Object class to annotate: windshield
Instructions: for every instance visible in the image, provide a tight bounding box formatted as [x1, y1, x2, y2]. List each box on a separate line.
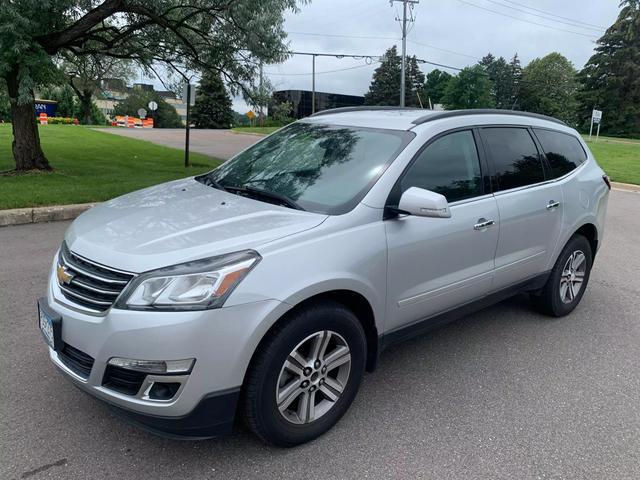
[196, 122, 413, 214]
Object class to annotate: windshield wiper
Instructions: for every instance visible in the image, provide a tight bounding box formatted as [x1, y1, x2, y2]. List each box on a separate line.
[225, 185, 305, 211]
[195, 174, 227, 192]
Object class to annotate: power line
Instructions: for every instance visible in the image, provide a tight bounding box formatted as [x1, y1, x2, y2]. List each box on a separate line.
[265, 63, 378, 76]
[286, 31, 399, 42]
[500, 0, 606, 29]
[482, 0, 603, 32]
[455, 0, 599, 39]
[407, 39, 480, 60]
[287, 30, 480, 61]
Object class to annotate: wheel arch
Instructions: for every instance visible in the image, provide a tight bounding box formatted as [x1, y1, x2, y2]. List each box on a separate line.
[574, 223, 598, 258]
[245, 288, 380, 387]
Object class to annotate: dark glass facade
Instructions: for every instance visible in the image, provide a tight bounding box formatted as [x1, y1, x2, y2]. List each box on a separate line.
[272, 90, 365, 119]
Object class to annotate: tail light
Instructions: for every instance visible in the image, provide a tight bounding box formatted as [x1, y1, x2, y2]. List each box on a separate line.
[602, 174, 611, 190]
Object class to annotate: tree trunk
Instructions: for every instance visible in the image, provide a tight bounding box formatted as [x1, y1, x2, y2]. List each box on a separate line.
[6, 69, 51, 171]
[80, 92, 92, 125]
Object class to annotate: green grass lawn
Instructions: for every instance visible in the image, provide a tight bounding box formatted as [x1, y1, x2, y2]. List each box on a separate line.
[0, 125, 221, 210]
[232, 126, 280, 135]
[584, 136, 640, 185]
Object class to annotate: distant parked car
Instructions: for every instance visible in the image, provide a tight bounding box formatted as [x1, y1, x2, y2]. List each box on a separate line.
[39, 108, 609, 446]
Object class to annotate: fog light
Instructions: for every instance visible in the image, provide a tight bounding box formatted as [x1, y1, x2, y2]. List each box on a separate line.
[107, 357, 195, 374]
[148, 382, 182, 400]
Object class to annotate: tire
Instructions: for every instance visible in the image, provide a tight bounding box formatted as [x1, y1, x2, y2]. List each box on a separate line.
[241, 300, 367, 447]
[531, 234, 593, 317]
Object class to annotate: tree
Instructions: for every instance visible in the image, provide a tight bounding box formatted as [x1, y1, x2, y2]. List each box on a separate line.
[479, 53, 514, 109]
[423, 69, 452, 106]
[520, 52, 579, 125]
[38, 84, 77, 118]
[62, 53, 133, 125]
[0, 84, 10, 122]
[577, 0, 640, 135]
[0, 1, 303, 171]
[191, 71, 233, 129]
[406, 56, 426, 107]
[114, 89, 182, 128]
[509, 54, 523, 110]
[269, 100, 294, 124]
[442, 66, 495, 110]
[364, 46, 424, 107]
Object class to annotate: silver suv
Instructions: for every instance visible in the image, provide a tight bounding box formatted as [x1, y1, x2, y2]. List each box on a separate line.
[39, 108, 610, 446]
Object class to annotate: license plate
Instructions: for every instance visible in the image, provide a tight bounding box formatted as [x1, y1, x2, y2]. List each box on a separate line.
[38, 298, 61, 350]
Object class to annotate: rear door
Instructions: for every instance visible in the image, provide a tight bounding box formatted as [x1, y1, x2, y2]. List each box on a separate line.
[479, 127, 563, 291]
[385, 129, 499, 332]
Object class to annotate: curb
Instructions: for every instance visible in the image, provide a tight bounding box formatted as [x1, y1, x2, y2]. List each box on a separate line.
[611, 181, 640, 193]
[0, 203, 96, 228]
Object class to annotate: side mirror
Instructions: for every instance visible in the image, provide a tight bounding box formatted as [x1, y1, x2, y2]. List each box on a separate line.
[397, 187, 451, 218]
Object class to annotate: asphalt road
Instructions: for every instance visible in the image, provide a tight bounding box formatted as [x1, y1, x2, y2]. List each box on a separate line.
[94, 128, 262, 160]
[1, 189, 639, 480]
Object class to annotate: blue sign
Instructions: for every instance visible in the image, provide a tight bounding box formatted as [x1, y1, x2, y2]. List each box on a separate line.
[34, 100, 58, 117]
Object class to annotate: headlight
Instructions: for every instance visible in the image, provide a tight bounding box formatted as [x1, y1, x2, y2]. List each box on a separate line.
[115, 250, 260, 311]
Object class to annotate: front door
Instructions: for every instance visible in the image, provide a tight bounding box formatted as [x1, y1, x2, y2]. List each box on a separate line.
[385, 129, 499, 333]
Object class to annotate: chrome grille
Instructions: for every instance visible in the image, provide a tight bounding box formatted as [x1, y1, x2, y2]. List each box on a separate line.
[57, 242, 134, 313]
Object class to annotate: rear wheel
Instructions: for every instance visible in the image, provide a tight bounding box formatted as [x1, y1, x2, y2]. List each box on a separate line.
[532, 234, 593, 317]
[242, 301, 366, 446]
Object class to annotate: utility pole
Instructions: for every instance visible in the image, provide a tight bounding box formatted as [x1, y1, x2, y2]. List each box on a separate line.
[391, 0, 418, 107]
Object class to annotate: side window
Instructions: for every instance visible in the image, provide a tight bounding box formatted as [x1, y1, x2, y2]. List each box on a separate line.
[399, 130, 483, 203]
[534, 129, 587, 179]
[481, 127, 544, 192]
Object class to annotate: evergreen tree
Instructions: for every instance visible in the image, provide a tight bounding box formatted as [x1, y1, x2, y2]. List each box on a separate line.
[364, 46, 402, 106]
[520, 52, 579, 125]
[442, 66, 495, 110]
[508, 54, 522, 110]
[423, 69, 452, 106]
[191, 71, 233, 129]
[406, 56, 426, 107]
[364, 46, 424, 107]
[577, 0, 640, 134]
[479, 53, 514, 109]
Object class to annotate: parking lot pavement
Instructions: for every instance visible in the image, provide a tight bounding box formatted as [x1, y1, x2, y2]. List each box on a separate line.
[94, 128, 262, 160]
[1, 189, 639, 480]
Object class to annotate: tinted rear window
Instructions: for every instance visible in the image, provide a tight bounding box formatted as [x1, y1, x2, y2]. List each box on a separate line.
[534, 129, 587, 179]
[481, 127, 544, 191]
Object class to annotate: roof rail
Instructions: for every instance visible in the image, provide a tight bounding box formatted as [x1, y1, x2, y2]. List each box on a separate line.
[310, 106, 423, 117]
[411, 109, 567, 126]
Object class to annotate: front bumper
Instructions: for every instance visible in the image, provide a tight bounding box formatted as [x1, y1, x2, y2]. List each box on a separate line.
[43, 259, 290, 437]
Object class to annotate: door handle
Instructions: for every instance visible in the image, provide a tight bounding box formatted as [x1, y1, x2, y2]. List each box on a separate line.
[546, 200, 560, 210]
[474, 218, 495, 230]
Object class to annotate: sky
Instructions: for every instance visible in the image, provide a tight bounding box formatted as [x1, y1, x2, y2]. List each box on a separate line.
[142, 0, 622, 113]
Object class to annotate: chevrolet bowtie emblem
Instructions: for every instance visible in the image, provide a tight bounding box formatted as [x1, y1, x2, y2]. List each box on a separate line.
[57, 264, 74, 285]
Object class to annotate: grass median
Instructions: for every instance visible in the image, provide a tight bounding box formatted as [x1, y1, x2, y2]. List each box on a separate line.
[0, 125, 221, 210]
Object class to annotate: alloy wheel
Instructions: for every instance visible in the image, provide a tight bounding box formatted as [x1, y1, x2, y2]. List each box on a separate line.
[275, 330, 351, 425]
[559, 250, 587, 304]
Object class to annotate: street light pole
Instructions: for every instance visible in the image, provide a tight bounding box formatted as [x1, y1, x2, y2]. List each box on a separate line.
[312, 54, 316, 114]
[184, 82, 191, 168]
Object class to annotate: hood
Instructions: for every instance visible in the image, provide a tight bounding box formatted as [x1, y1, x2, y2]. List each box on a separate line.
[65, 178, 327, 272]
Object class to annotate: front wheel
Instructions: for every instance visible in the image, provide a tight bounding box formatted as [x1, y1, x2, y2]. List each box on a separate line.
[242, 301, 366, 446]
[531, 234, 593, 317]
